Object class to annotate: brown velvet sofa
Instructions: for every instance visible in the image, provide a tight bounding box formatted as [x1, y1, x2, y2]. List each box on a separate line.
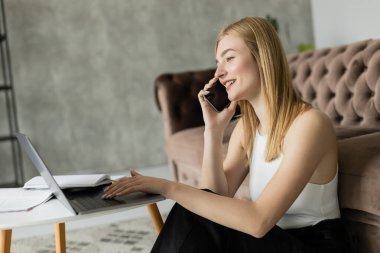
[154, 39, 380, 252]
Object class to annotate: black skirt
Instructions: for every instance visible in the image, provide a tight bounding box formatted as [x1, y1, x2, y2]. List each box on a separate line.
[151, 192, 350, 253]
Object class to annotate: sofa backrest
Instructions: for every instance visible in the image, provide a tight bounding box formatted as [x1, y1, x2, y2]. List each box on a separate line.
[288, 39, 380, 128]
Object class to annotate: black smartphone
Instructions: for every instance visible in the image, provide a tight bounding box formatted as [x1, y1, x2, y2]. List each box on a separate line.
[203, 80, 230, 112]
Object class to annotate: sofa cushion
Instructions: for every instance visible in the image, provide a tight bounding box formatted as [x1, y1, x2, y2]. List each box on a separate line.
[342, 209, 380, 253]
[337, 132, 380, 217]
[165, 120, 237, 166]
[166, 126, 205, 168]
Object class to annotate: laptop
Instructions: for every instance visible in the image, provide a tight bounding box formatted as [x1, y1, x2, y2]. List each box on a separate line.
[16, 133, 164, 215]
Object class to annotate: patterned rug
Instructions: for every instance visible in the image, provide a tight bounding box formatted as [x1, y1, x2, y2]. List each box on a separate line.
[12, 216, 162, 253]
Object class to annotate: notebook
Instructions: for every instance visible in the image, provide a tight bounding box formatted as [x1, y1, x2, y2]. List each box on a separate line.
[16, 133, 164, 215]
[24, 174, 111, 189]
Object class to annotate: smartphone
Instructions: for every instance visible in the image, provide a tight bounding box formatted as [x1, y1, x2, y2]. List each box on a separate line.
[203, 80, 230, 112]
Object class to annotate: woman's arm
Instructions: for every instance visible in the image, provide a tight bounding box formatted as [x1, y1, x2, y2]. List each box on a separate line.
[196, 77, 243, 196]
[103, 110, 336, 238]
[222, 119, 250, 197]
[199, 119, 249, 197]
[198, 126, 228, 195]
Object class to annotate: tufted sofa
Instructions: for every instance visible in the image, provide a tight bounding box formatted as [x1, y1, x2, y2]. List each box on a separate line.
[154, 39, 380, 252]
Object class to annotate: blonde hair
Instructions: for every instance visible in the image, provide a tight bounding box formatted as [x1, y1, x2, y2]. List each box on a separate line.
[216, 17, 310, 162]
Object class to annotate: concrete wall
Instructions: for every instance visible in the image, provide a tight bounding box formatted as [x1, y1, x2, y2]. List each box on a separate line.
[311, 0, 380, 49]
[1, 0, 313, 183]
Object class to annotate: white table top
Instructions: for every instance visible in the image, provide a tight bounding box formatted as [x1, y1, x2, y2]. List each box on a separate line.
[0, 196, 165, 230]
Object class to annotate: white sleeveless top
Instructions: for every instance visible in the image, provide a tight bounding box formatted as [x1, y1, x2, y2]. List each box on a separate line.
[249, 132, 341, 229]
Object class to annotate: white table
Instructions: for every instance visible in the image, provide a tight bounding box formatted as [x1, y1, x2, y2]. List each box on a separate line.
[0, 197, 164, 253]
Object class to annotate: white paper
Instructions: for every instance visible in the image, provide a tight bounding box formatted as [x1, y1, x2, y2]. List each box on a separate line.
[110, 175, 128, 181]
[0, 188, 53, 212]
[23, 174, 111, 189]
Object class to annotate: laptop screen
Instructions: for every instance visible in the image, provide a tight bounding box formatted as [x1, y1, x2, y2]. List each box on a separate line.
[16, 133, 76, 214]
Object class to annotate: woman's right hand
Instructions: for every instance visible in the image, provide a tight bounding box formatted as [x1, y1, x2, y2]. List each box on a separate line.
[198, 77, 238, 133]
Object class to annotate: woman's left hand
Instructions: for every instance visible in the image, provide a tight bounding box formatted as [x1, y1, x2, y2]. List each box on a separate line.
[102, 169, 173, 199]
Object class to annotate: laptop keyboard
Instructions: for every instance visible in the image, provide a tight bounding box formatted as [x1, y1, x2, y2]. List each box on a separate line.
[64, 186, 123, 213]
[70, 196, 119, 212]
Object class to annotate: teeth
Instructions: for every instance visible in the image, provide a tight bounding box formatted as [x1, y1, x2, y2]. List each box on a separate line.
[226, 80, 235, 88]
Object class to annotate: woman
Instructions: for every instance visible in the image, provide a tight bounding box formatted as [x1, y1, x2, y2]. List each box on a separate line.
[103, 17, 349, 252]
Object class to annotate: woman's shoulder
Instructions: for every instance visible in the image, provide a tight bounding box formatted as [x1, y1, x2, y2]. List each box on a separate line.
[284, 108, 335, 145]
[300, 107, 331, 122]
[292, 108, 333, 130]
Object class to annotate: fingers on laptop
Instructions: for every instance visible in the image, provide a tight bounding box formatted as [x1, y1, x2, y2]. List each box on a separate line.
[102, 172, 138, 199]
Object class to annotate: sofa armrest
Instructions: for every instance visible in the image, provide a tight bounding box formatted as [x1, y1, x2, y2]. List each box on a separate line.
[337, 131, 380, 218]
[154, 69, 215, 138]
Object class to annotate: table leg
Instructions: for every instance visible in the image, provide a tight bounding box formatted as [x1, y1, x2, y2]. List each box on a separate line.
[0, 229, 12, 253]
[54, 223, 66, 253]
[147, 203, 164, 235]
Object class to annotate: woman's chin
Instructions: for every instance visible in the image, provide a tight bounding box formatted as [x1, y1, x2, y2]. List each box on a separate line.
[227, 93, 238, 102]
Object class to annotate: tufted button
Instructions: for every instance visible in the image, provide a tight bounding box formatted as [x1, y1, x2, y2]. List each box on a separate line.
[305, 67, 312, 78]
[336, 115, 343, 123]
[358, 45, 367, 51]
[356, 116, 363, 123]
[347, 92, 353, 99]
[330, 92, 335, 99]
[292, 71, 297, 79]
[369, 91, 375, 98]
[338, 47, 347, 54]
[322, 67, 328, 76]
[304, 52, 313, 59]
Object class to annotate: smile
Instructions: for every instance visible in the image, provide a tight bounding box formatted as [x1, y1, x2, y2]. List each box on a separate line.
[225, 80, 236, 91]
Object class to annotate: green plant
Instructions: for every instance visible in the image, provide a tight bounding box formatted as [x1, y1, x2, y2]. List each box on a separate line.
[265, 14, 279, 32]
[265, 14, 314, 53]
[297, 43, 314, 52]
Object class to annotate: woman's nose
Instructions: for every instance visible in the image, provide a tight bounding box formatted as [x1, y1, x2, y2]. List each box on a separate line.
[214, 65, 226, 79]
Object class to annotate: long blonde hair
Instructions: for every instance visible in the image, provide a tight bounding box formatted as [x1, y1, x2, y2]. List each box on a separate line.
[216, 17, 310, 162]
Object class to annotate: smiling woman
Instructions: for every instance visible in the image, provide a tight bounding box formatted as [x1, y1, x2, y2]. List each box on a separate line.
[104, 16, 350, 253]
[214, 35, 262, 101]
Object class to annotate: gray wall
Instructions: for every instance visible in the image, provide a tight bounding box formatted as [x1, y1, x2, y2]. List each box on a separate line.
[1, 0, 313, 183]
